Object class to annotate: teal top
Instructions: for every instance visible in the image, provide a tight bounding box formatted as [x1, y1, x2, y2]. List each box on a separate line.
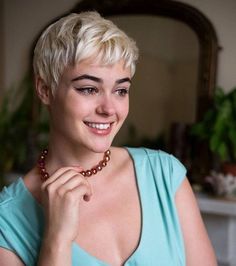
[0, 148, 186, 266]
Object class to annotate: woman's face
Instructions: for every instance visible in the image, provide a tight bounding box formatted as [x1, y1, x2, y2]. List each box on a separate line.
[48, 59, 131, 153]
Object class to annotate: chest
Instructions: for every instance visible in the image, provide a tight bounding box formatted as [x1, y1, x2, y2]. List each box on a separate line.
[75, 173, 141, 265]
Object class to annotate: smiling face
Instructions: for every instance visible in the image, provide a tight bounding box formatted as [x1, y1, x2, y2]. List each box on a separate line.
[43, 59, 131, 153]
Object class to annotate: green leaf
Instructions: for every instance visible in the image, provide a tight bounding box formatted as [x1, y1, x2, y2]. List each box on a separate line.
[210, 141, 227, 161]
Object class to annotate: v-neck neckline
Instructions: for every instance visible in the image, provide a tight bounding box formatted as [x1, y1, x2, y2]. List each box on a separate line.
[19, 147, 145, 266]
[72, 147, 145, 265]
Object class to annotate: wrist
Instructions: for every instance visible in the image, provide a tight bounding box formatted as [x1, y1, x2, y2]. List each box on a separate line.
[39, 234, 71, 264]
[42, 230, 73, 250]
[38, 235, 72, 266]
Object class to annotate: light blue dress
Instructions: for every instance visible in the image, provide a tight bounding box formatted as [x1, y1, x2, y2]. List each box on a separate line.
[0, 148, 186, 265]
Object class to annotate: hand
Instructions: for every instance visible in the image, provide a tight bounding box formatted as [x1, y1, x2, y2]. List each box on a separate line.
[41, 167, 92, 244]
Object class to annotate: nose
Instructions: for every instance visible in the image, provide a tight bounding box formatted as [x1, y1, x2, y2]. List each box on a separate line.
[96, 95, 115, 116]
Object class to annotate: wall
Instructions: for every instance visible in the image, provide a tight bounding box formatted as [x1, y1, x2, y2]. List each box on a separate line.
[1, 1, 236, 92]
[1, 0, 79, 91]
[0, 1, 5, 96]
[179, 0, 236, 92]
[110, 15, 198, 144]
[1, 0, 234, 147]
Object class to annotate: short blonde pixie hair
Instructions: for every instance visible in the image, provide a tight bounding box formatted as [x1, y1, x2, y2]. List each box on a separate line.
[33, 11, 139, 93]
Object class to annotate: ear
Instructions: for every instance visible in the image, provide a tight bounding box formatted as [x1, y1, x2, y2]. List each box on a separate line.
[35, 76, 51, 105]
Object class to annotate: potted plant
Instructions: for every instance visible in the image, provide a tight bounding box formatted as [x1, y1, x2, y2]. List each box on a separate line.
[191, 87, 236, 176]
[0, 73, 49, 187]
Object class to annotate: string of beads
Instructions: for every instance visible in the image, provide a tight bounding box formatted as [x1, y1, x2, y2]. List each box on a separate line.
[38, 149, 111, 181]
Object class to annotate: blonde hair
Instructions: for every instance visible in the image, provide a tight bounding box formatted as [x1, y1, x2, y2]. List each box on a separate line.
[33, 11, 139, 93]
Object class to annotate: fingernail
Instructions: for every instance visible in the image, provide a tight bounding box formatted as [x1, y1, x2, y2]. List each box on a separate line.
[83, 195, 90, 202]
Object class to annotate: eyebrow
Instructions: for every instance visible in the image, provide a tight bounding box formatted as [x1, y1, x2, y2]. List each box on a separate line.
[116, 77, 132, 84]
[71, 74, 132, 84]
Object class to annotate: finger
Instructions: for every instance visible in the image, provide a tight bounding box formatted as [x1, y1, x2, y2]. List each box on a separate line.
[41, 167, 83, 190]
[57, 175, 92, 199]
[66, 176, 93, 201]
[68, 183, 93, 202]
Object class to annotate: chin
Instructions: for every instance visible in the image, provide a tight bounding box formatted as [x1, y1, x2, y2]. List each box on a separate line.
[83, 124, 122, 153]
[87, 141, 113, 154]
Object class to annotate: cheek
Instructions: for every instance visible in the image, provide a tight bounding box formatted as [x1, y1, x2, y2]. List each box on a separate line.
[65, 97, 89, 118]
[124, 104, 129, 118]
[118, 100, 129, 120]
[50, 102, 80, 125]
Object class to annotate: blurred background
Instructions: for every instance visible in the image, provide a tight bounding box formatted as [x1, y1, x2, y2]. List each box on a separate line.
[0, 1, 236, 265]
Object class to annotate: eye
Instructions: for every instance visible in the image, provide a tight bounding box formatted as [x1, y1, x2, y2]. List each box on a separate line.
[75, 87, 98, 95]
[115, 88, 129, 97]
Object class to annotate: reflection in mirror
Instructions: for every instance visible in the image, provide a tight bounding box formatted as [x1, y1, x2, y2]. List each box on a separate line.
[110, 16, 199, 148]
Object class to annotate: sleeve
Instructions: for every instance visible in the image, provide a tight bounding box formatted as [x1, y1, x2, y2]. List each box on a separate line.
[0, 226, 15, 252]
[169, 154, 187, 194]
[144, 149, 187, 195]
[0, 203, 39, 266]
[0, 213, 20, 264]
[0, 199, 16, 253]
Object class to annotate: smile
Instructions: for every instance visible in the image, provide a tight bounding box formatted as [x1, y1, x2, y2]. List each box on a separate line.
[85, 122, 111, 130]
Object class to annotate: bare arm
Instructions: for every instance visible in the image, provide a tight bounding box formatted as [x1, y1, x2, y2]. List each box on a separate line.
[37, 237, 71, 266]
[0, 248, 24, 266]
[175, 178, 217, 266]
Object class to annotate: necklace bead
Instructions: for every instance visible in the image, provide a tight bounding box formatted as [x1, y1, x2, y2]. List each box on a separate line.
[38, 149, 111, 181]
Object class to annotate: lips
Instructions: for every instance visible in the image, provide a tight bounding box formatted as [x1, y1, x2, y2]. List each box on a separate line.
[84, 122, 111, 130]
[84, 121, 113, 136]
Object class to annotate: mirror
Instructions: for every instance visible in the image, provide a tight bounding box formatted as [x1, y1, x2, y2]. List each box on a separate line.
[71, 0, 219, 152]
[108, 15, 199, 146]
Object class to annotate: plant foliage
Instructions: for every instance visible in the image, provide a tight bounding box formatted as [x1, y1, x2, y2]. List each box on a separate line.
[191, 87, 236, 162]
[0, 73, 49, 182]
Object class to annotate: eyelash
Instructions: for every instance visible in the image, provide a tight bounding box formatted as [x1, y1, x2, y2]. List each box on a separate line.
[75, 87, 98, 95]
[75, 87, 129, 97]
[115, 88, 129, 97]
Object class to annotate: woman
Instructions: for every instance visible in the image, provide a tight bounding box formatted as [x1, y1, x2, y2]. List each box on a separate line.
[0, 12, 216, 266]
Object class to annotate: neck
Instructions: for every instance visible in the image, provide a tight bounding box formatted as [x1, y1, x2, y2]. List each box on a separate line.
[45, 138, 111, 176]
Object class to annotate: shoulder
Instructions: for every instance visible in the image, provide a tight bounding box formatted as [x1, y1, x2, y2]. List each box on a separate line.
[0, 178, 22, 208]
[0, 178, 32, 225]
[125, 147, 187, 193]
[0, 168, 38, 207]
[125, 146, 185, 168]
[0, 176, 43, 228]
[124, 146, 171, 158]
[0, 179, 26, 256]
[0, 178, 43, 265]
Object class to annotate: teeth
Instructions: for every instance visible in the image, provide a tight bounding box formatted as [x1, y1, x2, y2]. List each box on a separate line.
[86, 122, 110, 130]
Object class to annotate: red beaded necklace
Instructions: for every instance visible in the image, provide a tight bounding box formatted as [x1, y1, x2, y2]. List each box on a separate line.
[38, 149, 111, 181]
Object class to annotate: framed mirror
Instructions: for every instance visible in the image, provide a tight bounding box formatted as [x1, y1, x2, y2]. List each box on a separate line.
[70, 0, 219, 159]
